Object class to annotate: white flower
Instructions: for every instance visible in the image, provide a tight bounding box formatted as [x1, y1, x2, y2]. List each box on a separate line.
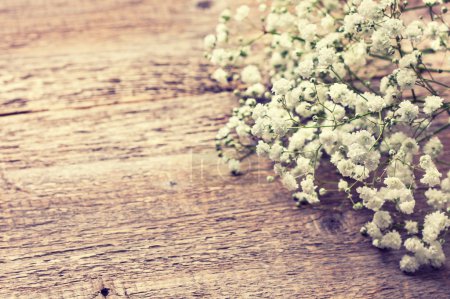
[273, 33, 292, 49]
[272, 78, 292, 95]
[282, 173, 299, 191]
[400, 255, 420, 273]
[246, 83, 266, 96]
[296, 59, 315, 79]
[404, 237, 425, 253]
[328, 83, 354, 106]
[441, 171, 450, 192]
[423, 211, 449, 244]
[210, 49, 230, 66]
[317, 47, 336, 68]
[358, 0, 383, 20]
[396, 69, 417, 90]
[295, 157, 313, 176]
[256, 141, 270, 157]
[299, 22, 317, 42]
[382, 18, 404, 37]
[425, 189, 448, 210]
[399, 52, 419, 69]
[337, 159, 356, 178]
[399, 200, 415, 214]
[396, 100, 419, 122]
[425, 21, 445, 38]
[424, 137, 443, 158]
[228, 159, 240, 174]
[216, 127, 230, 139]
[426, 241, 445, 268]
[215, 23, 228, 43]
[204, 34, 216, 49]
[365, 222, 383, 239]
[405, 21, 424, 42]
[301, 175, 316, 194]
[208, 0, 450, 273]
[371, 29, 391, 53]
[343, 42, 367, 67]
[423, 96, 443, 114]
[420, 167, 441, 187]
[357, 186, 384, 211]
[269, 143, 284, 161]
[344, 13, 364, 33]
[321, 15, 334, 31]
[378, 230, 402, 250]
[212, 68, 228, 84]
[338, 179, 348, 191]
[235, 5, 250, 22]
[241, 65, 262, 84]
[366, 93, 386, 112]
[405, 221, 419, 234]
[373, 211, 392, 229]
[419, 154, 434, 170]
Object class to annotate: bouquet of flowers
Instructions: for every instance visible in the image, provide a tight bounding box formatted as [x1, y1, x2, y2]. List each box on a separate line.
[204, 0, 450, 273]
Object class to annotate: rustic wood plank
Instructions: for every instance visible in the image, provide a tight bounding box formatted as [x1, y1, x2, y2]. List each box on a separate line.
[0, 1, 449, 298]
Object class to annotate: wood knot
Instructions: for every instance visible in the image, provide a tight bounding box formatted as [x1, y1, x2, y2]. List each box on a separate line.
[320, 213, 343, 232]
[196, 0, 212, 9]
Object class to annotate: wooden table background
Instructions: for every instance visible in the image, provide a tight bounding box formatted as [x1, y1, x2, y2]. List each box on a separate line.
[0, 0, 449, 298]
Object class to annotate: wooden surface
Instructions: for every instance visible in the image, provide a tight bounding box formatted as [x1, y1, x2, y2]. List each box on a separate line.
[0, 1, 449, 298]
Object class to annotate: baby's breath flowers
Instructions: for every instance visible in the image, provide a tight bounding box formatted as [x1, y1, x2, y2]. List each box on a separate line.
[205, 0, 449, 273]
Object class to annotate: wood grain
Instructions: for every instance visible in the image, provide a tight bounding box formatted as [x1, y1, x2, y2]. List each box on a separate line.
[0, 1, 449, 298]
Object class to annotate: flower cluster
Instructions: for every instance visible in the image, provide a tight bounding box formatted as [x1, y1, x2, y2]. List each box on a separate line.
[205, 0, 449, 273]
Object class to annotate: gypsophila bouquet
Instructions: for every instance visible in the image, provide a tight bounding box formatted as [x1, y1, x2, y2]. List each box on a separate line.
[204, 0, 450, 273]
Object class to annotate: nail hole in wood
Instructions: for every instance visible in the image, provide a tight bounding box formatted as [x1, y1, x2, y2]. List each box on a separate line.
[100, 288, 110, 297]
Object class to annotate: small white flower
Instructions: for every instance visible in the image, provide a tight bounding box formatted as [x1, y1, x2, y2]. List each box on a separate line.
[235, 5, 250, 22]
[344, 13, 364, 34]
[423, 211, 449, 244]
[321, 15, 334, 31]
[396, 69, 417, 90]
[399, 52, 419, 69]
[400, 255, 420, 273]
[358, 0, 383, 20]
[317, 47, 336, 68]
[296, 59, 315, 79]
[405, 221, 419, 234]
[212, 68, 228, 84]
[256, 141, 270, 157]
[396, 100, 419, 122]
[373, 211, 392, 229]
[424, 137, 443, 158]
[272, 78, 292, 95]
[405, 21, 424, 42]
[204, 34, 216, 49]
[419, 154, 434, 170]
[371, 29, 391, 53]
[338, 179, 349, 192]
[399, 200, 415, 215]
[282, 173, 299, 191]
[228, 159, 240, 174]
[241, 65, 262, 84]
[366, 93, 387, 112]
[420, 167, 441, 187]
[382, 18, 405, 37]
[423, 96, 443, 114]
[425, 189, 448, 210]
[378, 230, 402, 250]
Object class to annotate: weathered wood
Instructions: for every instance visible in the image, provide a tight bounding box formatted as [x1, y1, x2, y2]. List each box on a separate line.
[0, 1, 449, 298]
